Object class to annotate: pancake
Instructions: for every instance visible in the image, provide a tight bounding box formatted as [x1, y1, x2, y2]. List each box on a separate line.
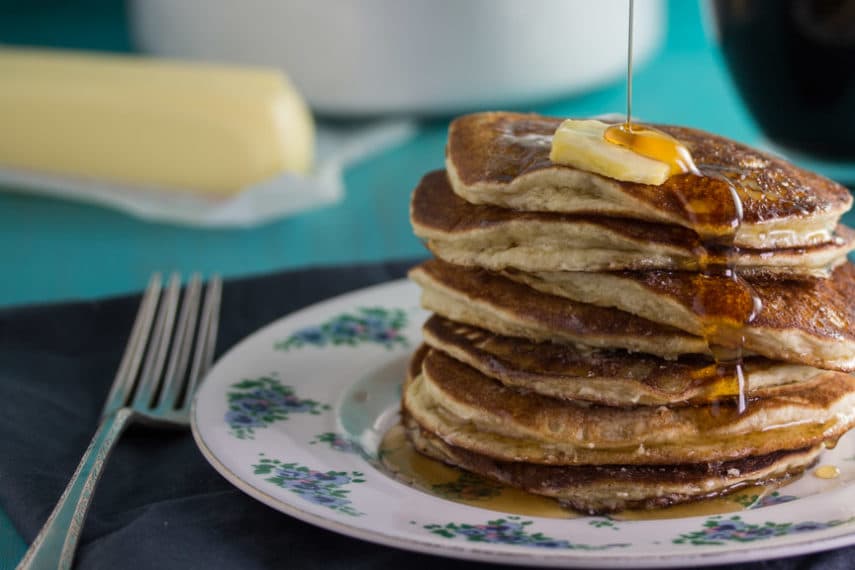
[405, 414, 821, 514]
[409, 259, 709, 359]
[422, 315, 825, 407]
[508, 263, 855, 372]
[446, 112, 852, 249]
[412, 170, 855, 278]
[402, 347, 855, 465]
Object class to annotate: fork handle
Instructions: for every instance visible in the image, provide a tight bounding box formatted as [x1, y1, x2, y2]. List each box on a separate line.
[17, 408, 135, 570]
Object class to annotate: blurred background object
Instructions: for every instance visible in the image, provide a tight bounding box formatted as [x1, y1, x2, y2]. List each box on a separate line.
[710, 0, 855, 184]
[0, 46, 418, 226]
[0, 49, 314, 191]
[130, 0, 665, 116]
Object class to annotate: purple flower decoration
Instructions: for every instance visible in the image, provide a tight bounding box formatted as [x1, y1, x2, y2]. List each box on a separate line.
[276, 307, 408, 350]
[310, 432, 364, 456]
[423, 517, 627, 550]
[791, 522, 830, 532]
[294, 326, 325, 346]
[237, 398, 273, 414]
[674, 515, 855, 546]
[254, 458, 365, 517]
[225, 376, 329, 439]
[224, 410, 263, 427]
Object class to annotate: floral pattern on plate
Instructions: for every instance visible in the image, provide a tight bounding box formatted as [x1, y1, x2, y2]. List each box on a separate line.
[253, 457, 365, 517]
[225, 376, 329, 439]
[275, 307, 408, 350]
[311, 432, 363, 455]
[673, 515, 855, 545]
[588, 519, 621, 531]
[422, 516, 628, 550]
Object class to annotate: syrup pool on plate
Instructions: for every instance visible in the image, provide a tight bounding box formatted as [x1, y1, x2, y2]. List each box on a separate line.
[377, 424, 788, 520]
[815, 465, 841, 480]
[378, 424, 577, 519]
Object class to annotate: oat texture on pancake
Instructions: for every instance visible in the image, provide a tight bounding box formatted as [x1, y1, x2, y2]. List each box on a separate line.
[402, 111, 855, 514]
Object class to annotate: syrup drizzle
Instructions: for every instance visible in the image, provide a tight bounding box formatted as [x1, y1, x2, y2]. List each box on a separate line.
[379, 424, 576, 519]
[625, 0, 634, 126]
[814, 465, 841, 480]
[379, 424, 783, 519]
[604, 124, 699, 176]
[604, 0, 762, 413]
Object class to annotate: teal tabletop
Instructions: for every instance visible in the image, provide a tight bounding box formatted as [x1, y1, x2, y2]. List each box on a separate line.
[1, 1, 843, 567]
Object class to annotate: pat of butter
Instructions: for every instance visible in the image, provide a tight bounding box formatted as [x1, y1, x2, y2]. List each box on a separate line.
[0, 48, 314, 197]
[549, 119, 671, 185]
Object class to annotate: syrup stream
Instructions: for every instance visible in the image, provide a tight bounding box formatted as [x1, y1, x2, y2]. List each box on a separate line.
[626, 0, 634, 126]
[604, 0, 762, 413]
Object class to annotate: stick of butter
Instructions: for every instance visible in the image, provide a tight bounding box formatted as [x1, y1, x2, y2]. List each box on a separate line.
[0, 48, 314, 197]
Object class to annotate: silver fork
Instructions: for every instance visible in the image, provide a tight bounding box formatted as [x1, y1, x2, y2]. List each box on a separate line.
[17, 273, 222, 570]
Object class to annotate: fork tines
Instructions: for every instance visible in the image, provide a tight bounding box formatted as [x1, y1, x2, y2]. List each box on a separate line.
[102, 273, 222, 419]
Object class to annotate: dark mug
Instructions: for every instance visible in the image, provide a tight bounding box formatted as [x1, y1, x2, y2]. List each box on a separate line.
[711, 0, 855, 168]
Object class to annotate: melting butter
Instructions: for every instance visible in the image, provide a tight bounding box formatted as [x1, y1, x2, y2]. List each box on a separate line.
[604, 123, 699, 176]
[549, 119, 673, 185]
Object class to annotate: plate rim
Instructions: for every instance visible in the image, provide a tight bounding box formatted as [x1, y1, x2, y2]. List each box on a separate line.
[191, 277, 855, 568]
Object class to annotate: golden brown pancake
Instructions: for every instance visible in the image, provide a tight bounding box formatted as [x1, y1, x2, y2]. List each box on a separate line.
[508, 264, 855, 372]
[446, 112, 852, 248]
[402, 345, 822, 513]
[403, 346, 855, 465]
[405, 413, 821, 514]
[409, 259, 709, 359]
[412, 170, 855, 278]
[423, 315, 826, 406]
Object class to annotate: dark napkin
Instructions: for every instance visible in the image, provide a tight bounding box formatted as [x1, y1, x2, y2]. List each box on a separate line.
[1, 260, 853, 570]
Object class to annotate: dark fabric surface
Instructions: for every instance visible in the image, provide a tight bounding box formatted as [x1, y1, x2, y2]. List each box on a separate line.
[1, 259, 853, 570]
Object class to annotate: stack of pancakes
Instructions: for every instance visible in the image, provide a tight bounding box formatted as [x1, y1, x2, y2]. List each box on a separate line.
[401, 112, 855, 513]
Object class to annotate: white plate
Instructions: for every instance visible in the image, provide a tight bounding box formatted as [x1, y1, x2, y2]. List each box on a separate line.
[191, 279, 855, 568]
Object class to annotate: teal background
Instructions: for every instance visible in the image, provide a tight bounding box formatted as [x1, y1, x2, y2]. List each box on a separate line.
[0, 1, 842, 567]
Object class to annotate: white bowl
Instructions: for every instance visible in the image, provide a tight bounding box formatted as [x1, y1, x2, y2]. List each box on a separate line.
[130, 0, 664, 116]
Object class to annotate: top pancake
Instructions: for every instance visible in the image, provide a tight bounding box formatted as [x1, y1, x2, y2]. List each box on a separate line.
[446, 112, 852, 249]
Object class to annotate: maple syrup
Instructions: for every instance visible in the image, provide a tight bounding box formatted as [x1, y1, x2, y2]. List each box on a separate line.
[378, 423, 782, 520]
[814, 465, 841, 480]
[611, 485, 779, 521]
[604, 0, 762, 412]
[378, 424, 577, 519]
[604, 123, 699, 176]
